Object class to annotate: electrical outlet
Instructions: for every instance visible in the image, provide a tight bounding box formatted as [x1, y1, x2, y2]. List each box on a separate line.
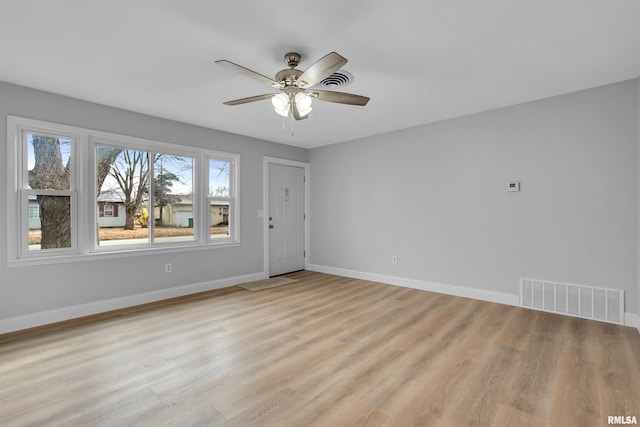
[165, 263, 172, 273]
[391, 256, 398, 264]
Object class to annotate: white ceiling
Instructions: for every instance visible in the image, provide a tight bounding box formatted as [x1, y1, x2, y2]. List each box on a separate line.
[1, 1, 639, 149]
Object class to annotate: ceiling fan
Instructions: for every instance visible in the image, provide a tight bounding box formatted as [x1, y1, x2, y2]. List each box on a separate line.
[215, 51, 370, 120]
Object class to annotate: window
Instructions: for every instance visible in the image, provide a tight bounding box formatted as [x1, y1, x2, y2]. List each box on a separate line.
[28, 204, 40, 219]
[153, 154, 195, 244]
[7, 116, 239, 263]
[19, 130, 78, 256]
[94, 145, 202, 247]
[99, 204, 116, 217]
[208, 158, 232, 240]
[95, 146, 151, 247]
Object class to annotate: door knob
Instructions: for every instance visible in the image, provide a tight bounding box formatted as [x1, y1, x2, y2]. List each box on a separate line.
[269, 225, 274, 229]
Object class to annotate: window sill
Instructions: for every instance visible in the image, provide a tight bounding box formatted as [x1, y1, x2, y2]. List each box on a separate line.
[7, 241, 240, 268]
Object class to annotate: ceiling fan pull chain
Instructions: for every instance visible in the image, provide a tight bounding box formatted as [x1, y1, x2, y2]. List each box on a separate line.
[281, 115, 285, 133]
[291, 110, 294, 136]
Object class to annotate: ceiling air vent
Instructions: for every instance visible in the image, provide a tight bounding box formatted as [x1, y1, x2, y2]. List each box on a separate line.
[318, 70, 354, 88]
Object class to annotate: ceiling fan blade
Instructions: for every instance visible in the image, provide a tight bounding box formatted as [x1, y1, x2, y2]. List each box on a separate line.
[296, 52, 348, 89]
[292, 102, 309, 121]
[223, 93, 275, 106]
[215, 60, 282, 89]
[310, 90, 370, 106]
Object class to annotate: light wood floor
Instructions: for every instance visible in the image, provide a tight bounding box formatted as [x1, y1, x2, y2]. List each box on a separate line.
[1, 271, 639, 426]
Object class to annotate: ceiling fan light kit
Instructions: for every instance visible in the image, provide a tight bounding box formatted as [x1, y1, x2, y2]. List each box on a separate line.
[216, 51, 370, 123]
[272, 92, 289, 117]
[295, 93, 312, 112]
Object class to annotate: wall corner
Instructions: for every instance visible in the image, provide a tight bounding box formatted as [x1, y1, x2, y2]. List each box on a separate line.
[637, 76, 640, 335]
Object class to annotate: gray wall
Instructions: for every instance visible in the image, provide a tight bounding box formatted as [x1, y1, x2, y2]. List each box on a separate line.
[310, 80, 639, 315]
[0, 82, 307, 320]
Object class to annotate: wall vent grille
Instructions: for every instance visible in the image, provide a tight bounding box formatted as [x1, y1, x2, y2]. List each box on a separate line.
[520, 278, 624, 325]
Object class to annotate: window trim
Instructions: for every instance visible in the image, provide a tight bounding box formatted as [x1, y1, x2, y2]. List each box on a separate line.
[10, 119, 84, 259]
[7, 115, 240, 267]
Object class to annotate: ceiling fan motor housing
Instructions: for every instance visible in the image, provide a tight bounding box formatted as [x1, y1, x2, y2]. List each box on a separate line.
[275, 68, 303, 87]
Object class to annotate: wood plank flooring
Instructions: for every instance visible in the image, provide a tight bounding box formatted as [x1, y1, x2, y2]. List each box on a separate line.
[1, 271, 639, 426]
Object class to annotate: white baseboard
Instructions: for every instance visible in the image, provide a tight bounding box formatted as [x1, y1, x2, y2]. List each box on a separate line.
[308, 264, 519, 307]
[310, 264, 640, 331]
[624, 312, 639, 332]
[0, 272, 266, 334]
[4, 268, 638, 336]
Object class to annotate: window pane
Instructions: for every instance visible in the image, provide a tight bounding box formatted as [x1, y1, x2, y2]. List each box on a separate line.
[27, 133, 71, 190]
[209, 159, 230, 197]
[96, 147, 150, 246]
[27, 195, 71, 251]
[210, 201, 229, 239]
[154, 154, 195, 243]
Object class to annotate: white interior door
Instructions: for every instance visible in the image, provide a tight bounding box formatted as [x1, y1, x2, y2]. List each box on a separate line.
[268, 164, 305, 276]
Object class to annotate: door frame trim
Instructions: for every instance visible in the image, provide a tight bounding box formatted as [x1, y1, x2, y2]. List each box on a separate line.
[263, 156, 310, 277]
